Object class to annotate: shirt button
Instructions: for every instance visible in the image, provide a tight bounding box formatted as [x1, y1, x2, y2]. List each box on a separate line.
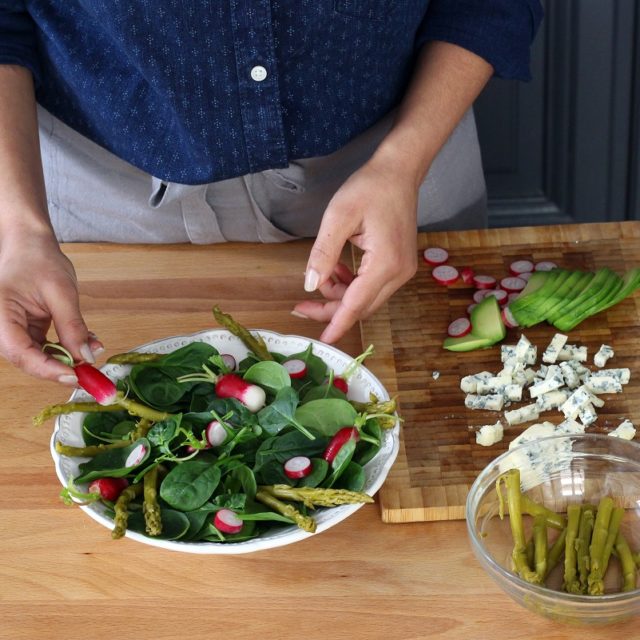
[250, 65, 268, 82]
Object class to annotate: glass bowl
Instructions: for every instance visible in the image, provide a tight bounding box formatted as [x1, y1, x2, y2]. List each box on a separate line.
[466, 433, 640, 625]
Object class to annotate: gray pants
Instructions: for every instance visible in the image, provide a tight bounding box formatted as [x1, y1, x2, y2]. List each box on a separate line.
[38, 107, 487, 243]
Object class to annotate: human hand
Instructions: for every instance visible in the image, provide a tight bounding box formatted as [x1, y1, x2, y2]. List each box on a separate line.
[293, 158, 418, 343]
[0, 230, 102, 382]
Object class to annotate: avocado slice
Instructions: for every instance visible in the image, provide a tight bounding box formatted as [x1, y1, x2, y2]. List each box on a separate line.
[515, 270, 590, 327]
[470, 296, 506, 342]
[543, 270, 594, 323]
[553, 268, 622, 331]
[554, 267, 640, 331]
[443, 333, 495, 352]
[509, 269, 568, 316]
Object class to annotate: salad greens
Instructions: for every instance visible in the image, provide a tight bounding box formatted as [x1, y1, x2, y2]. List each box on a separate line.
[40, 308, 398, 544]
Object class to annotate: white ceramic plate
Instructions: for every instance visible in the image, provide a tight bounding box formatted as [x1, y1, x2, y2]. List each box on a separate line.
[51, 329, 400, 554]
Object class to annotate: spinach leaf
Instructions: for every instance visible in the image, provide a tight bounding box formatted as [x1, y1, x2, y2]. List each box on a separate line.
[300, 383, 347, 404]
[297, 458, 329, 488]
[281, 343, 328, 384]
[256, 459, 291, 485]
[353, 419, 383, 466]
[323, 437, 357, 488]
[257, 387, 314, 438]
[159, 459, 221, 511]
[254, 430, 328, 473]
[243, 361, 291, 394]
[75, 438, 151, 483]
[127, 508, 191, 540]
[222, 464, 257, 500]
[82, 411, 131, 445]
[334, 461, 365, 491]
[294, 398, 357, 437]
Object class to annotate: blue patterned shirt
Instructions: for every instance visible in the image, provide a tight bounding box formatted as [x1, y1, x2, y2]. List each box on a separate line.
[1, 1, 542, 184]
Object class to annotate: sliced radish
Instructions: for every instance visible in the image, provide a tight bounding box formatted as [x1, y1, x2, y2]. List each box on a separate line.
[473, 289, 490, 304]
[509, 259, 534, 275]
[535, 261, 558, 272]
[125, 443, 147, 468]
[282, 358, 307, 379]
[432, 265, 459, 285]
[221, 353, 237, 371]
[472, 274, 497, 289]
[447, 317, 472, 337]
[484, 289, 508, 305]
[519, 271, 534, 281]
[423, 247, 449, 265]
[332, 377, 349, 394]
[460, 266, 475, 284]
[507, 292, 520, 304]
[500, 276, 527, 293]
[283, 456, 312, 479]
[88, 477, 129, 502]
[206, 420, 227, 447]
[502, 306, 520, 328]
[466, 303, 477, 315]
[213, 509, 244, 535]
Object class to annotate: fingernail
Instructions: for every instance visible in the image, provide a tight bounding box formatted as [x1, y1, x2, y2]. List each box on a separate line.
[91, 344, 105, 356]
[304, 268, 319, 292]
[58, 374, 78, 385]
[80, 343, 95, 364]
[290, 310, 309, 319]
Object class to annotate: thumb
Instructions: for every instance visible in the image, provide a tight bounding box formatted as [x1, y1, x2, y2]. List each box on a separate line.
[46, 282, 93, 364]
[304, 206, 355, 293]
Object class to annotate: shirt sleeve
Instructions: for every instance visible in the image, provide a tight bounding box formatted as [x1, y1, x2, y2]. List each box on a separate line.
[0, 2, 42, 84]
[417, 0, 544, 81]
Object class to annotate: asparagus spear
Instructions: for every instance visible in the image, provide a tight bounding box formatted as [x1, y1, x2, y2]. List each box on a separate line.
[55, 440, 132, 457]
[496, 469, 541, 584]
[112, 483, 143, 539]
[533, 514, 548, 582]
[545, 526, 567, 579]
[106, 352, 163, 364]
[587, 496, 614, 595]
[115, 391, 172, 422]
[520, 494, 566, 530]
[212, 306, 274, 361]
[255, 489, 316, 533]
[142, 465, 162, 537]
[260, 485, 374, 509]
[563, 504, 582, 593]
[575, 505, 595, 594]
[33, 401, 123, 426]
[615, 532, 637, 592]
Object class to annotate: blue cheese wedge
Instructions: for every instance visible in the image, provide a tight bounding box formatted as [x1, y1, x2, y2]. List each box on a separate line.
[559, 362, 581, 389]
[501, 341, 537, 365]
[596, 368, 631, 385]
[594, 344, 614, 368]
[465, 394, 505, 411]
[578, 402, 598, 426]
[476, 375, 513, 394]
[542, 333, 568, 364]
[529, 367, 564, 398]
[584, 374, 623, 395]
[535, 389, 569, 412]
[460, 371, 493, 394]
[504, 403, 540, 425]
[475, 421, 504, 447]
[608, 419, 636, 440]
[560, 386, 592, 420]
[557, 344, 588, 362]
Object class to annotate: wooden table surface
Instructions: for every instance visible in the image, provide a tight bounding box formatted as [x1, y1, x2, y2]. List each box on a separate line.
[0, 237, 637, 640]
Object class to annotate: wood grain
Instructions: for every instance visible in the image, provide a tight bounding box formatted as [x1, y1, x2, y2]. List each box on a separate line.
[361, 222, 640, 523]
[1, 236, 639, 639]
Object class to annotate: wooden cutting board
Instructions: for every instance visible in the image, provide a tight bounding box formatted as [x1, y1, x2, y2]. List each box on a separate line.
[359, 221, 640, 523]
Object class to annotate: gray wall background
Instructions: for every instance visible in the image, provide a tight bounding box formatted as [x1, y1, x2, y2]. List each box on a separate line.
[475, 0, 640, 227]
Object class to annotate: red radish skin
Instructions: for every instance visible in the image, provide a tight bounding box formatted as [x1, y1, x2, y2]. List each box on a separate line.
[509, 259, 534, 275]
[323, 427, 359, 462]
[500, 277, 527, 293]
[88, 477, 129, 502]
[214, 509, 244, 535]
[502, 306, 520, 328]
[535, 261, 558, 272]
[472, 289, 489, 304]
[125, 443, 147, 468]
[460, 266, 475, 284]
[74, 363, 118, 405]
[484, 289, 508, 305]
[447, 317, 472, 338]
[205, 420, 227, 447]
[467, 303, 477, 315]
[422, 247, 449, 265]
[215, 373, 266, 412]
[221, 354, 237, 371]
[472, 274, 497, 290]
[332, 377, 349, 394]
[283, 456, 312, 479]
[282, 358, 307, 379]
[432, 265, 459, 286]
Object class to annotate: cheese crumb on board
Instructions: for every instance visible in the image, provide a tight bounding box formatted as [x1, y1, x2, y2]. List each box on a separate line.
[542, 333, 568, 364]
[475, 421, 504, 447]
[608, 419, 636, 440]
